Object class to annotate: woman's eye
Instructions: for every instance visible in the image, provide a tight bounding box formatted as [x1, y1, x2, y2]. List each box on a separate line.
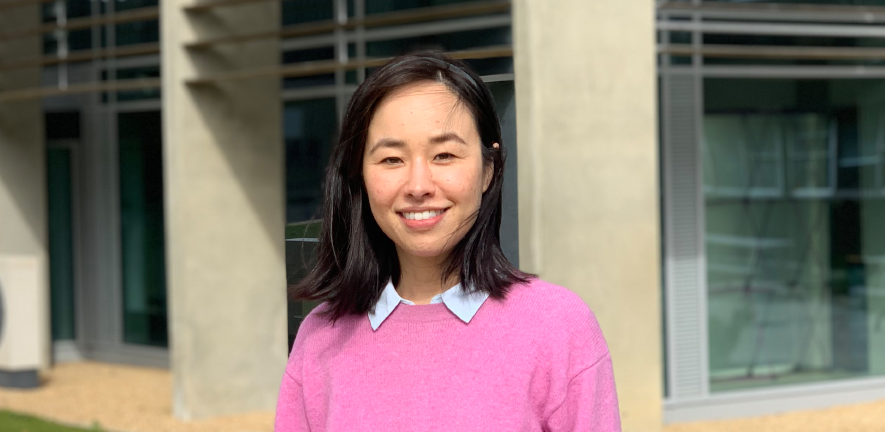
[381, 157, 402, 164]
[434, 153, 454, 161]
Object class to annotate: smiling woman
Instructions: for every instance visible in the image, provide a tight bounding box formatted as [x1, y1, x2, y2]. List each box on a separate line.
[277, 51, 621, 431]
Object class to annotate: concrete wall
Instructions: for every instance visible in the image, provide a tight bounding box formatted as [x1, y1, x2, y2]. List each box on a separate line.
[0, 5, 50, 377]
[161, 0, 287, 420]
[512, 1, 661, 431]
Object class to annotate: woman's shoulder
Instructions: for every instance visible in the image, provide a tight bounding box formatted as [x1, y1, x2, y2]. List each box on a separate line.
[506, 278, 599, 322]
[503, 278, 608, 354]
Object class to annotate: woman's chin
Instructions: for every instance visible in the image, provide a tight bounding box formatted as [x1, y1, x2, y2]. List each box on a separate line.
[399, 245, 452, 260]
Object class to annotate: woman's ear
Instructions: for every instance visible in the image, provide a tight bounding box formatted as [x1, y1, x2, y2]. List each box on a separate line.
[482, 143, 499, 193]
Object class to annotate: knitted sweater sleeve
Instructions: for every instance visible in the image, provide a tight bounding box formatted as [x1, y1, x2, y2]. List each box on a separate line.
[275, 306, 325, 432]
[540, 285, 621, 431]
[275, 369, 310, 431]
[542, 353, 620, 431]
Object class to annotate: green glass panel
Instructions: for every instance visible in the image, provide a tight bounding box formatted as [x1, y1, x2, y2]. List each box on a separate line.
[47, 147, 76, 341]
[119, 111, 167, 348]
[704, 78, 885, 392]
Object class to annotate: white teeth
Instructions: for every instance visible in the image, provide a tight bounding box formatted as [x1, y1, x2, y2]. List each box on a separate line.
[403, 209, 443, 220]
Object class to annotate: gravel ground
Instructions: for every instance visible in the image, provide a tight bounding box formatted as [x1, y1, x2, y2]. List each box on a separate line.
[2, 362, 884, 432]
[0, 362, 273, 432]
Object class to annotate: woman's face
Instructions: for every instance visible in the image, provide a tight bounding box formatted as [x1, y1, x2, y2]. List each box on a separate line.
[363, 81, 492, 262]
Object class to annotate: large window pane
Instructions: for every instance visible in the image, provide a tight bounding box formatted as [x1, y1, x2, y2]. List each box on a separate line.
[285, 98, 337, 223]
[46, 112, 81, 342]
[48, 148, 77, 341]
[705, 78, 885, 392]
[119, 111, 167, 348]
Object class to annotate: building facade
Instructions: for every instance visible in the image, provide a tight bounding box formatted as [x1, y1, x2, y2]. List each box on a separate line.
[0, 0, 882, 431]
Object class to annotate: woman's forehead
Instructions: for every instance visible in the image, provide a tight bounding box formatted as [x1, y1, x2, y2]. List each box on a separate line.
[368, 82, 477, 142]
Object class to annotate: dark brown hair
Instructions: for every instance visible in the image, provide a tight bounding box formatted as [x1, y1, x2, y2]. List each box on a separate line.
[289, 51, 531, 322]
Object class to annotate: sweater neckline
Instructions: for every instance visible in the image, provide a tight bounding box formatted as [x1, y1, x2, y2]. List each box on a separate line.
[386, 301, 459, 323]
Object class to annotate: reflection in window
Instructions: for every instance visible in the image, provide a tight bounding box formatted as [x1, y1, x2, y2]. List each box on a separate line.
[704, 79, 885, 392]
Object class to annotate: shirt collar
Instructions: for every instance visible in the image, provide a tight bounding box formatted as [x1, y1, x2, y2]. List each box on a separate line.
[367, 280, 489, 331]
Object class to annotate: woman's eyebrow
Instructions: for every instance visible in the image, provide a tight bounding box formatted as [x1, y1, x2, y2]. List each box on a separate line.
[368, 138, 406, 155]
[429, 132, 467, 145]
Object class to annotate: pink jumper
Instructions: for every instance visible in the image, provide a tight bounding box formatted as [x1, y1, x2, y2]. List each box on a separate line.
[275, 278, 621, 431]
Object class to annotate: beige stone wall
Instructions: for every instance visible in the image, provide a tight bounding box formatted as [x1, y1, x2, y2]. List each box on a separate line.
[161, 0, 287, 420]
[512, 1, 662, 431]
[0, 5, 50, 372]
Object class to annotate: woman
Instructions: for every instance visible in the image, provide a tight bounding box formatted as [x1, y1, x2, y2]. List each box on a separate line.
[276, 51, 620, 431]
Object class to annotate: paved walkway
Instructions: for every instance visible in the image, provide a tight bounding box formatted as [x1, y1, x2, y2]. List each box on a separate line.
[0, 362, 273, 432]
[664, 398, 885, 432]
[2, 361, 884, 432]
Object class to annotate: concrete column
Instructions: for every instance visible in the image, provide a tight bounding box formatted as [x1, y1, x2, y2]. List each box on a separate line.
[161, 0, 286, 420]
[0, 5, 50, 387]
[512, 1, 661, 431]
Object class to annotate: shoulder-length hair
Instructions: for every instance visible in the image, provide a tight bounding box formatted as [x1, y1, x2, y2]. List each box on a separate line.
[289, 50, 532, 322]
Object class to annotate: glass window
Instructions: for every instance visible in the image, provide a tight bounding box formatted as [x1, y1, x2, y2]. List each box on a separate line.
[367, 0, 487, 15]
[119, 111, 167, 348]
[116, 19, 160, 46]
[115, 65, 161, 101]
[284, 97, 336, 351]
[283, 47, 336, 88]
[704, 78, 885, 392]
[367, 26, 512, 75]
[41, 0, 91, 22]
[285, 98, 338, 223]
[114, 0, 159, 13]
[46, 112, 81, 342]
[367, 26, 511, 57]
[282, 0, 333, 26]
[43, 28, 93, 55]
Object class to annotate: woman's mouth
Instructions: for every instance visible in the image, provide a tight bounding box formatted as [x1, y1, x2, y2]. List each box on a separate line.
[400, 209, 446, 220]
[398, 208, 448, 229]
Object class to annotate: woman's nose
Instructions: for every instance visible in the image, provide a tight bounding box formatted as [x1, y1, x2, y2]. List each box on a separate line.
[404, 159, 434, 199]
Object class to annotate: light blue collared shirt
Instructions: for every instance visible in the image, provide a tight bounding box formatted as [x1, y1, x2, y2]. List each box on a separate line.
[367, 280, 489, 331]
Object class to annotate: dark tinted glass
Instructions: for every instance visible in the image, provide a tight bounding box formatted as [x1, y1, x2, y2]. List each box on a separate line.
[367, 0, 486, 14]
[283, 47, 336, 88]
[284, 98, 337, 223]
[116, 19, 159, 46]
[116, 66, 161, 101]
[119, 111, 168, 348]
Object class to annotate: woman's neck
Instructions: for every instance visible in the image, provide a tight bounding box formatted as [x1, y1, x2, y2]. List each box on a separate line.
[395, 251, 458, 305]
